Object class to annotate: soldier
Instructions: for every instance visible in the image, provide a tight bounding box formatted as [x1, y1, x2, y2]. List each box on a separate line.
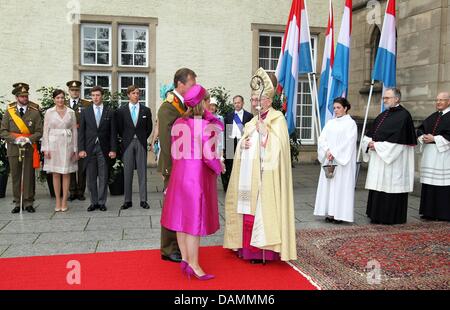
[0, 85, 43, 213]
[9, 83, 41, 112]
[158, 68, 196, 263]
[66, 80, 91, 201]
[9, 83, 40, 200]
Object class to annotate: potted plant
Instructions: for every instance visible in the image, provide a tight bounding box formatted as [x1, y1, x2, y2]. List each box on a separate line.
[108, 159, 124, 195]
[208, 86, 234, 117]
[103, 90, 126, 195]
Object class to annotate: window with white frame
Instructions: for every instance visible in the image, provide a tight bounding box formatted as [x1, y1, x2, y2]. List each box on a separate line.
[258, 32, 318, 143]
[296, 80, 314, 144]
[259, 32, 282, 72]
[81, 73, 111, 99]
[119, 74, 148, 105]
[119, 25, 148, 67]
[81, 24, 112, 66]
[77, 17, 155, 107]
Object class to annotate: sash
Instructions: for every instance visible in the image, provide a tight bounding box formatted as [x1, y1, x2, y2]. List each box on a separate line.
[233, 113, 244, 134]
[7, 107, 40, 168]
[171, 96, 185, 116]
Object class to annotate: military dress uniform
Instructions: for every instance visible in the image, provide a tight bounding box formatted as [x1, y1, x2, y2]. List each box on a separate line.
[8, 83, 41, 201]
[0, 86, 43, 213]
[157, 90, 186, 261]
[65, 80, 91, 200]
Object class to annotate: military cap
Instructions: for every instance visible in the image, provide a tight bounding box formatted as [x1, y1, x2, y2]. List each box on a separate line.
[12, 82, 30, 90]
[66, 80, 82, 90]
[14, 86, 29, 96]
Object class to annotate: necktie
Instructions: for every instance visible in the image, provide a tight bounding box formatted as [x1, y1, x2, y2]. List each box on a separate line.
[19, 107, 24, 117]
[432, 111, 443, 135]
[95, 106, 101, 127]
[131, 105, 137, 126]
[73, 100, 77, 109]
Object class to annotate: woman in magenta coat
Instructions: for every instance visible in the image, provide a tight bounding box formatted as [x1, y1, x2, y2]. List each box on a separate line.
[161, 84, 224, 280]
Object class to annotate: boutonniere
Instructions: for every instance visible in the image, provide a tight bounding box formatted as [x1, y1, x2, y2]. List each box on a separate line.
[28, 120, 33, 126]
[142, 115, 147, 119]
[166, 92, 174, 104]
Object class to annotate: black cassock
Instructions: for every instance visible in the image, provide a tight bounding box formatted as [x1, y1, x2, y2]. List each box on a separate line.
[365, 105, 417, 225]
[417, 110, 450, 221]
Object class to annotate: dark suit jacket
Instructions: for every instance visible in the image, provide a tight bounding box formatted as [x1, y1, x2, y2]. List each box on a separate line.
[116, 103, 153, 153]
[223, 109, 253, 153]
[78, 104, 117, 163]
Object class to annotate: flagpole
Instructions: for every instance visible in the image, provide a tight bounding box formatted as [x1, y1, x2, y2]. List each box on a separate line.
[304, 0, 322, 136]
[307, 73, 319, 139]
[356, 79, 375, 163]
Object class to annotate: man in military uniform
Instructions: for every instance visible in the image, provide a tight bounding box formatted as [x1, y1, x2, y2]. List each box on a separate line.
[9, 83, 40, 200]
[66, 80, 91, 201]
[157, 67, 196, 263]
[0, 85, 43, 213]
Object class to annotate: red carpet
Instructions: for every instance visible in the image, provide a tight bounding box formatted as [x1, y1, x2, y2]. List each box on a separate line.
[0, 246, 316, 290]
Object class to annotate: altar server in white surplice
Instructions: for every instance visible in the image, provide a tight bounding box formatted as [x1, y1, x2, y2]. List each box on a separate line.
[417, 92, 450, 221]
[314, 97, 357, 224]
[362, 88, 417, 225]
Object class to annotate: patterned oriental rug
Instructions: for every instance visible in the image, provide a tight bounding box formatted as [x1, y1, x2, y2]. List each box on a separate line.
[292, 222, 450, 290]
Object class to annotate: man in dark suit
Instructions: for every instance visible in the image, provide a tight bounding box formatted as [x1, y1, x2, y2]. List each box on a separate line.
[222, 95, 253, 191]
[116, 85, 153, 210]
[157, 67, 196, 263]
[66, 80, 91, 201]
[78, 86, 117, 212]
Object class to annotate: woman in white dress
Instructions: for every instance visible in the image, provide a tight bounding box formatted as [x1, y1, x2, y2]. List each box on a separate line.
[314, 97, 357, 224]
[42, 89, 78, 212]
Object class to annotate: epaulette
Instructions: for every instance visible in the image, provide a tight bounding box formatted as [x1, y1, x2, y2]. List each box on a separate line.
[28, 101, 41, 111]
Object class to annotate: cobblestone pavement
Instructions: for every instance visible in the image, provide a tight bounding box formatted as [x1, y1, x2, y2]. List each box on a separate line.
[0, 164, 423, 258]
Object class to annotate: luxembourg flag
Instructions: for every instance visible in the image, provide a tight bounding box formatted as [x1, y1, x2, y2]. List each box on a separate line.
[372, 0, 396, 111]
[276, 0, 313, 134]
[328, 0, 352, 113]
[317, 0, 334, 128]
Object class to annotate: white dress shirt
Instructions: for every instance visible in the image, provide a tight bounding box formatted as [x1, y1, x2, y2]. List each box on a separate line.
[230, 109, 244, 139]
[17, 103, 28, 115]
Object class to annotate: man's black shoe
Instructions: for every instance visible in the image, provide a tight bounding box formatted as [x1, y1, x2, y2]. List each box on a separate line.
[161, 252, 182, 263]
[25, 206, 35, 213]
[68, 194, 77, 201]
[87, 204, 98, 212]
[78, 195, 86, 201]
[140, 201, 150, 209]
[11, 206, 21, 214]
[121, 202, 132, 210]
[99, 205, 107, 211]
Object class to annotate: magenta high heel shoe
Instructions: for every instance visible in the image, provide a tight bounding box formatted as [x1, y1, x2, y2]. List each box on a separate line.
[180, 260, 188, 274]
[185, 265, 215, 281]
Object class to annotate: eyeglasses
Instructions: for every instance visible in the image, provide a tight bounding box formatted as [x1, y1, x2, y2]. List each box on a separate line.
[250, 97, 269, 103]
[436, 99, 449, 102]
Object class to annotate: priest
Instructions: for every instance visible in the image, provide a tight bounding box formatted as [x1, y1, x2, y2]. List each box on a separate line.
[362, 88, 417, 225]
[417, 92, 450, 221]
[223, 68, 297, 262]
